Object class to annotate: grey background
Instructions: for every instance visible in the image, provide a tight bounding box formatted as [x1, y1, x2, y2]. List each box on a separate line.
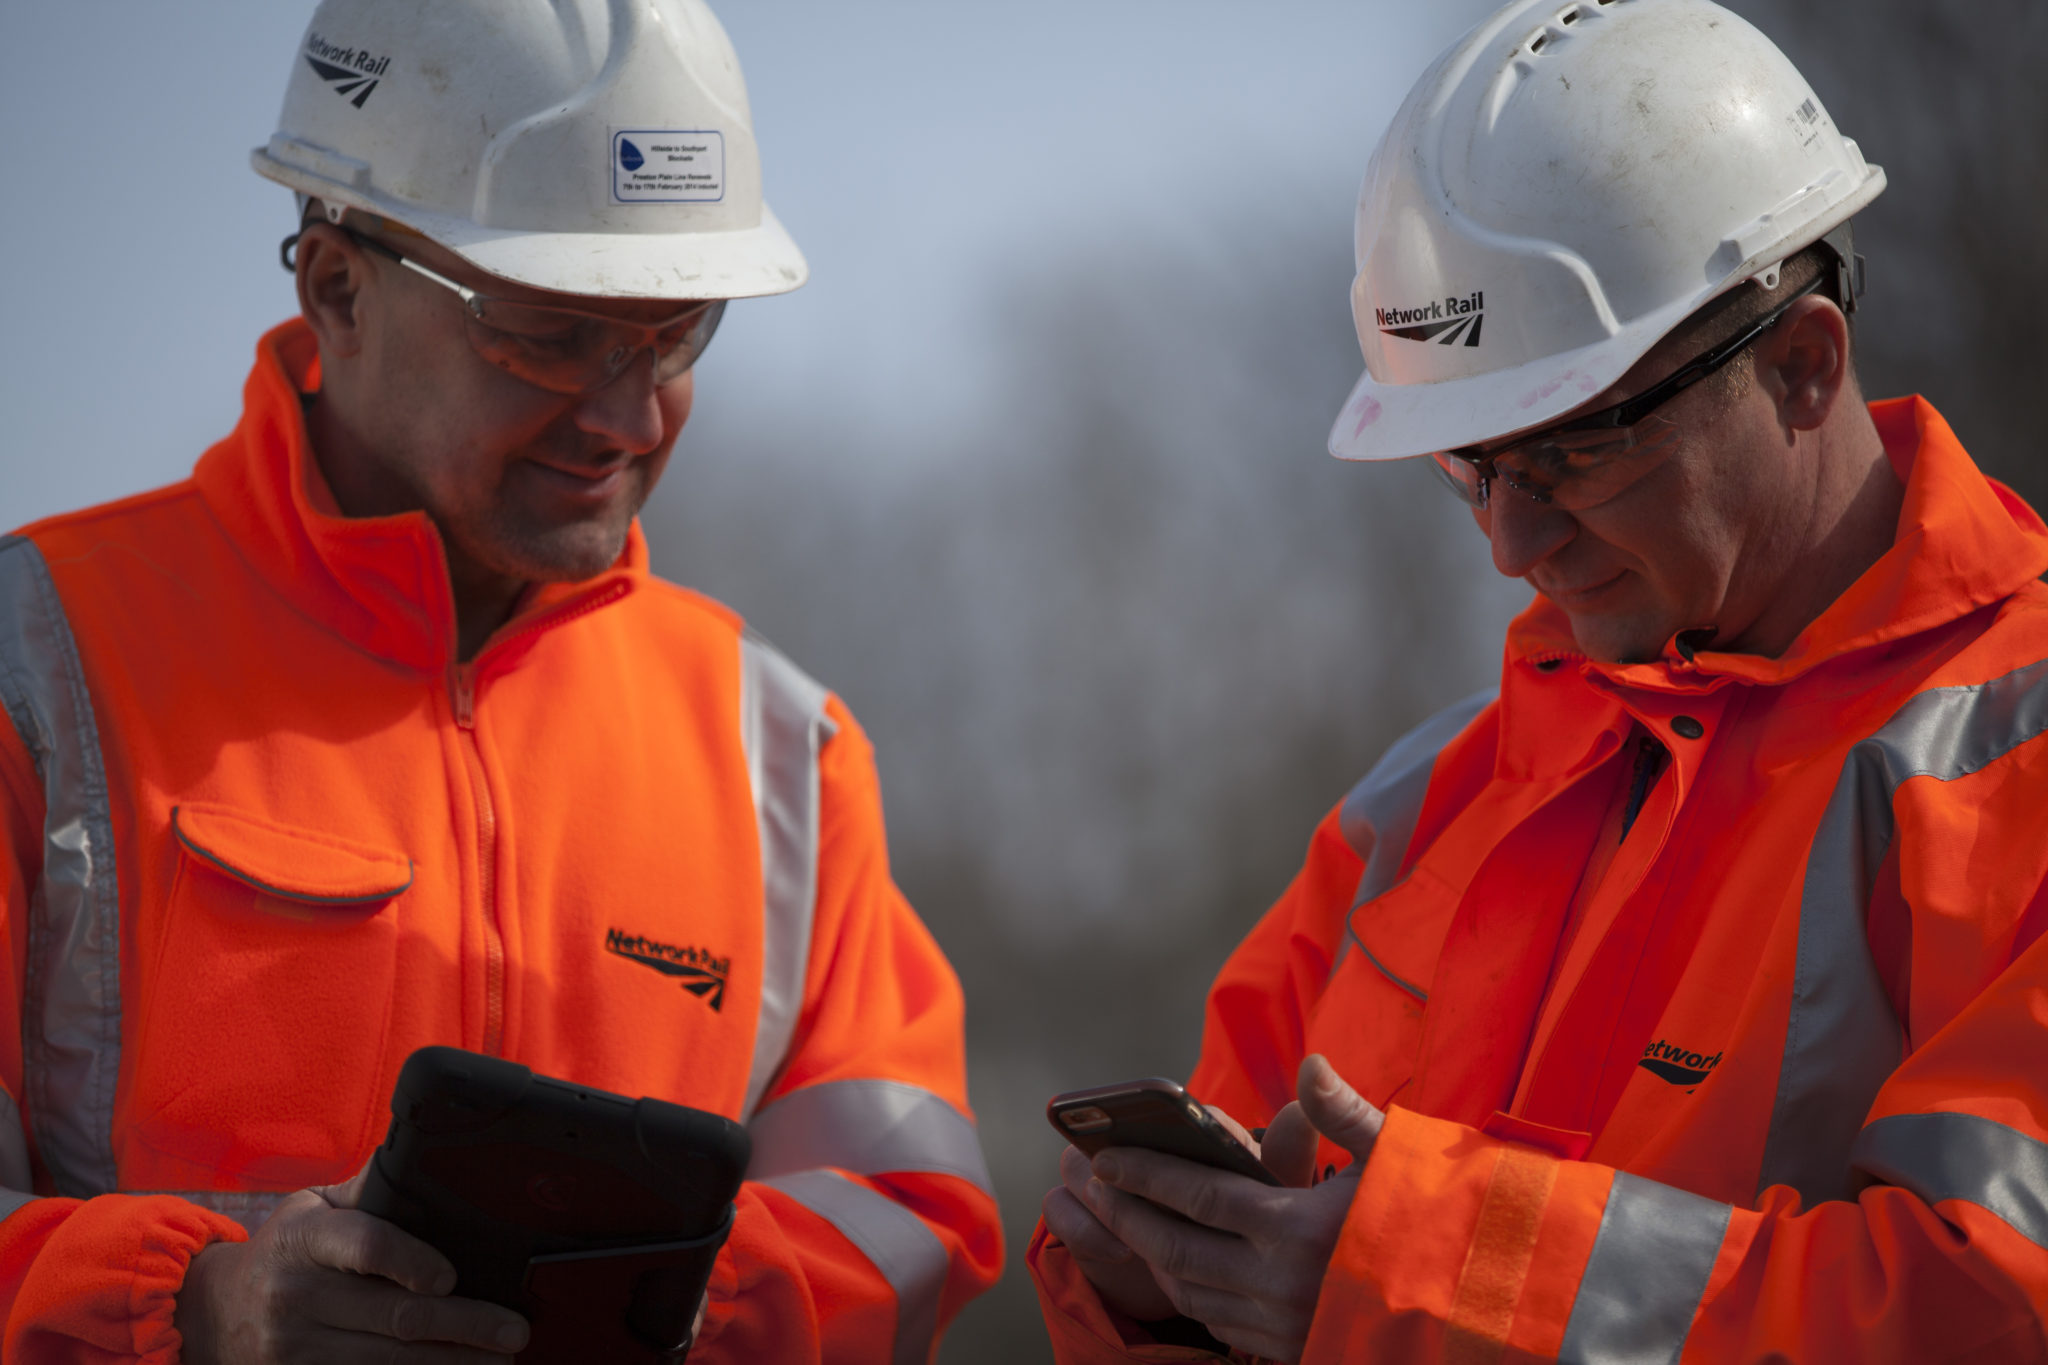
[3, 3, 2041, 1360]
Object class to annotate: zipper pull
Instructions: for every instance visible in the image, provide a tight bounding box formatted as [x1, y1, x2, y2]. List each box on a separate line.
[451, 662, 477, 730]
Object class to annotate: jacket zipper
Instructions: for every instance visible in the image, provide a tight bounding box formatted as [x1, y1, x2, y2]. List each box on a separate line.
[451, 662, 506, 1057]
[443, 581, 628, 1058]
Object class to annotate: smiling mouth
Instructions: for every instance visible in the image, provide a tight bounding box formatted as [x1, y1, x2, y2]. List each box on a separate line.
[1539, 570, 1627, 605]
[533, 455, 631, 480]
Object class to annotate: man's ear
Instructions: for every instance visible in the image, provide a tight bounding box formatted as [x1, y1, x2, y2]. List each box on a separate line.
[1755, 294, 1854, 434]
[294, 223, 373, 360]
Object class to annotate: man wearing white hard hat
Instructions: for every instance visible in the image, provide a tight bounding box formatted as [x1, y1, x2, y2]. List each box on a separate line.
[0, 1, 998, 1359]
[1033, 1, 2048, 1360]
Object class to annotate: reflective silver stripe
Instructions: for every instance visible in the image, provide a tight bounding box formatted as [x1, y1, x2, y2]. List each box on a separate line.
[0, 536, 123, 1198]
[748, 1079, 994, 1194]
[738, 632, 837, 1122]
[761, 1169, 948, 1365]
[1759, 658, 2048, 1203]
[1559, 1172, 1732, 1365]
[1337, 688, 1494, 986]
[0, 1189, 36, 1220]
[1853, 1112, 2048, 1249]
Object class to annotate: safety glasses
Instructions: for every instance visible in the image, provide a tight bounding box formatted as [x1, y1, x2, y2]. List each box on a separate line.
[1431, 271, 1828, 511]
[281, 228, 724, 396]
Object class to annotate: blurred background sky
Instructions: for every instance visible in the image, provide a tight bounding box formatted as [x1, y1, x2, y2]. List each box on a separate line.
[4, 3, 2043, 1359]
[0, 0, 1498, 524]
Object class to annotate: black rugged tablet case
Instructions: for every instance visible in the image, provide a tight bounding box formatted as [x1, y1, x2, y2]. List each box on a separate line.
[358, 1046, 750, 1362]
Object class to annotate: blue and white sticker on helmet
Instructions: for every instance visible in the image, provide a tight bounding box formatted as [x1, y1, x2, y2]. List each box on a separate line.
[613, 130, 725, 204]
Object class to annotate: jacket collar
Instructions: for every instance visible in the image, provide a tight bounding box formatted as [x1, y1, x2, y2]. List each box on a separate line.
[1504, 396, 2048, 696]
[194, 319, 645, 673]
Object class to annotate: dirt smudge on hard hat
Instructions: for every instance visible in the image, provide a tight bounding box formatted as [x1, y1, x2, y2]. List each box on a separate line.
[1350, 395, 1384, 437]
[1517, 368, 1604, 411]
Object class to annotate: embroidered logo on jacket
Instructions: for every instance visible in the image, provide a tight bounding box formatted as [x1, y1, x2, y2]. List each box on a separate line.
[1639, 1038, 1722, 1089]
[606, 927, 730, 1012]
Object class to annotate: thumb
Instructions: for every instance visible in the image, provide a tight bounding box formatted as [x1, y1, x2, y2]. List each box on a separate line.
[311, 1155, 374, 1209]
[1297, 1054, 1384, 1164]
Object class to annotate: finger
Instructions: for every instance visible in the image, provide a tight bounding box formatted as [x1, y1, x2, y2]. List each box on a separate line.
[1041, 1185, 1134, 1264]
[1148, 1274, 1302, 1365]
[1061, 1144, 1098, 1200]
[1260, 1101, 1319, 1188]
[311, 1275, 530, 1354]
[312, 1331, 519, 1365]
[1298, 1054, 1385, 1163]
[1083, 1170, 1249, 1293]
[1092, 1146, 1274, 1239]
[294, 1206, 460, 1297]
[311, 1156, 375, 1209]
[1203, 1105, 1257, 1153]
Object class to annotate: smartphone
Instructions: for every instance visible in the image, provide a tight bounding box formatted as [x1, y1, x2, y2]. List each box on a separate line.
[1046, 1077, 1280, 1186]
[358, 1046, 750, 1361]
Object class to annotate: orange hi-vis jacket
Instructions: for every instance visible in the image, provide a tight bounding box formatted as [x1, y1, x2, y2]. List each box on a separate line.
[1032, 398, 2048, 1363]
[0, 321, 1001, 1362]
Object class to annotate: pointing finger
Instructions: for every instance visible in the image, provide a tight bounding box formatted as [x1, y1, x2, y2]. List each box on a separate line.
[1259, 1100, 1319, 1188]
[1297, 1054, 1384, 1164]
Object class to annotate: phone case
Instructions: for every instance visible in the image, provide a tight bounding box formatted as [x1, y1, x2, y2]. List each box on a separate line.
[1047, 1077, 1281, 1186]
[358, 1046, 750, 1362]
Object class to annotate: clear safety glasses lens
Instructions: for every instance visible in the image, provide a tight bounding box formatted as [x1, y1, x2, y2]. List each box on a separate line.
[1491, 413, 1679, 509]
[1431, 413, 1679, 512]
[461, 296, 726, 395]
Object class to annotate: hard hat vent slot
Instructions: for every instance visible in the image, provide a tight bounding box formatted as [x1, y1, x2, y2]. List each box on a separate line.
[1530, 33, 1549, 53]
[1560, 8, 1580, 24]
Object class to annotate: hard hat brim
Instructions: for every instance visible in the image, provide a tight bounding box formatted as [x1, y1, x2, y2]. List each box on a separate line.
[254, 146, 809, 302]
[1327, 302, 1689, 463]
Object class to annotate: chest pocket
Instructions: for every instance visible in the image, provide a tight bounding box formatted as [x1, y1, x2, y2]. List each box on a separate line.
[122, 804, 411, 1192]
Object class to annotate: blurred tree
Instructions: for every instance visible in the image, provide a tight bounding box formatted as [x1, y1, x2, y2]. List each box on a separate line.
[1726, 0, 2048, 508]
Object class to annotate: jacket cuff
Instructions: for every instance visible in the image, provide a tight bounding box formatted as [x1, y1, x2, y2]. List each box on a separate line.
[690, 1237, 742, 1351]
[3, 1193, 247, 1363]
[1025, 1219, 1225, 1363]
[1302, 1107, 1611, 1363]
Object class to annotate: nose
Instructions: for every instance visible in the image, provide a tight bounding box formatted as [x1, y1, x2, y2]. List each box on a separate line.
[570, 348, 671, 454]
[1481, 483, 1577, 579]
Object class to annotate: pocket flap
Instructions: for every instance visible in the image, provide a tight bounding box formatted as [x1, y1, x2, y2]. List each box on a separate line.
[171, 803, 413, 905]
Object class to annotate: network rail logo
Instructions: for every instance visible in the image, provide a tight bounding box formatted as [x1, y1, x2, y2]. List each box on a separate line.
[606, 927, 732, 1011]
[303, 32, 391, 109]
[1376, 291, 1486, 347]
[1639, 1038, 1722, 1089]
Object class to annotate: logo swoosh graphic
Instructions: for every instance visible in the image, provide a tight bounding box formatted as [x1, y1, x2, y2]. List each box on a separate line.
[609, 944, 727, 1011]
[1638, 1056, 1714, 1086]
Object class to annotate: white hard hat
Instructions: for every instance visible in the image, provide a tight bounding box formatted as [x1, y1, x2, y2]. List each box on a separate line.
[252, 0, 807, 301]
[1329, 0, 1884, 462]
